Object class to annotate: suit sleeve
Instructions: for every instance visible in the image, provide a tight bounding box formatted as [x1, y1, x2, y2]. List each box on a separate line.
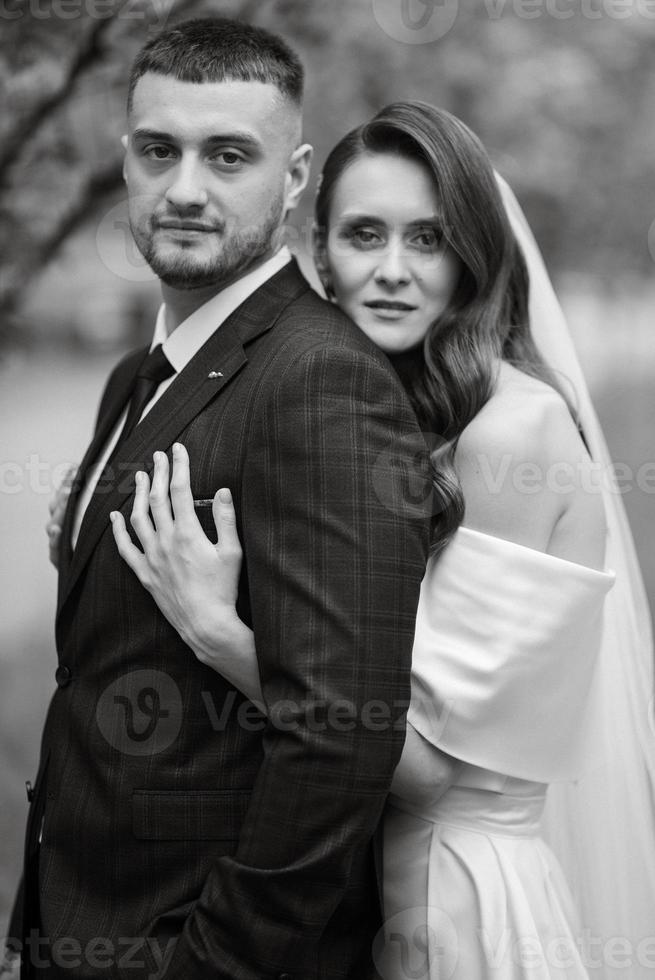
[165, 344, 432, 979]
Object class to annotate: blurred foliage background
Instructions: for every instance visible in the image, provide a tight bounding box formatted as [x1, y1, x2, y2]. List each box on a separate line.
[1, 0, 654, 935]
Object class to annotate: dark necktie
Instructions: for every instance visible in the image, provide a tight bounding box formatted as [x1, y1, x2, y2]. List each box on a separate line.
[112, 344, 175, 456]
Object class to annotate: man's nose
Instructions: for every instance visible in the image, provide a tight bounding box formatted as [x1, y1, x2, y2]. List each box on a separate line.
[164, 157, 209, 210]
[374, 242, 411, 288]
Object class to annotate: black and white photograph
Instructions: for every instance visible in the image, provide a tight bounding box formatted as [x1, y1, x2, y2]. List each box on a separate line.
[1, 1, 654, 978]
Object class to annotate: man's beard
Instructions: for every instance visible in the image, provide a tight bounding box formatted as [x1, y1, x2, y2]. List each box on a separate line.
[130, 195, 286, 291]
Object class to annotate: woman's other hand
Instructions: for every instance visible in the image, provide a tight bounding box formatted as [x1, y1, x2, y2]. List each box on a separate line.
[0, 946, 20, 979]
[390, 722, 462, 807]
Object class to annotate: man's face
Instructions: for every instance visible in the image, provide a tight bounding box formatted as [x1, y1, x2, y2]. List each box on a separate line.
[123, 74, 307, 289]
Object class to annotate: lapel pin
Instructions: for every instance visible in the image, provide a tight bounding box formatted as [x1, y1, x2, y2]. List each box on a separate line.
[208, 370, 224, 379]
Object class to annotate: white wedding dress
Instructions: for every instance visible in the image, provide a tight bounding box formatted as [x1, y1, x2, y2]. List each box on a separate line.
[378, 525, 615, 980]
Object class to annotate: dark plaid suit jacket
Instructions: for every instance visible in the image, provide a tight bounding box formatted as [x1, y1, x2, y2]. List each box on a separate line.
[12, 260, 431, 980]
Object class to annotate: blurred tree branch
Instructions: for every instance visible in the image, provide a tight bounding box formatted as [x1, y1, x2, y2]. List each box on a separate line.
[0, 13, 121, 178]
[32, 165, 126, 284]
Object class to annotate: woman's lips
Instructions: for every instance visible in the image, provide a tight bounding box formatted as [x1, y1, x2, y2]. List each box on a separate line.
[364, 300, 418, 319]
[364, 300, 418, 311]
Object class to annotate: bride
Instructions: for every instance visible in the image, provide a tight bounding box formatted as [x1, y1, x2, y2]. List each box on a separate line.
[58, 102, 655, 978]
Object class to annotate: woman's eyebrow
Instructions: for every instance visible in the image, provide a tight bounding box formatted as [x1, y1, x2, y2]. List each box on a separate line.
[337, 212, 384, 223]
[336, 213, 441, 225]
[404, 216, 442, 227]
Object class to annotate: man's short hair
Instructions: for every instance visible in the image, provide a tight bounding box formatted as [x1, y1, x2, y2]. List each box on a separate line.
[127, 17, 304, 113]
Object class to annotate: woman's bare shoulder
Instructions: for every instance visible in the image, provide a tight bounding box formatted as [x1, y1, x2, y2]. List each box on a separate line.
[455, 362, 582, 478]
[454, 362, 606, 562]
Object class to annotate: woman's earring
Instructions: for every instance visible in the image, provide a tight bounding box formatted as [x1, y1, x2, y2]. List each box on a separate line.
[321, 276, 336, 302]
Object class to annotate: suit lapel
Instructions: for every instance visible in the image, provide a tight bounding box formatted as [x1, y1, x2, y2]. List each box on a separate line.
[56, 259, 310, 623]
[56, 348, 146, 602]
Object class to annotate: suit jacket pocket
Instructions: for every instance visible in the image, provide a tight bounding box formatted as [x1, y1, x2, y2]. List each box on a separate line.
[132, 788, 251, 840]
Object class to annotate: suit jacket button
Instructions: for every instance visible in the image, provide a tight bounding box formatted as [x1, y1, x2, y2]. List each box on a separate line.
[25, 780, 34, 803]
[55, 665, 72, 687]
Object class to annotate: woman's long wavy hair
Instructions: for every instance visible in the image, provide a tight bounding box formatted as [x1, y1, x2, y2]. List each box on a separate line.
[315, 101, 572, 555]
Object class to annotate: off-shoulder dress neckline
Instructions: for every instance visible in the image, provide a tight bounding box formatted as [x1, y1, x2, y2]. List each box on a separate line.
[456, 524, 615, 581]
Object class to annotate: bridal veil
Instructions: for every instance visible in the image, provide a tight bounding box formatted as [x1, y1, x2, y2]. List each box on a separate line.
[501, 177, 655, 980]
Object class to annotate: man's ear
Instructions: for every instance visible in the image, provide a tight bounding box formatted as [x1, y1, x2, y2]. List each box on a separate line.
[284, 143, 313, 215]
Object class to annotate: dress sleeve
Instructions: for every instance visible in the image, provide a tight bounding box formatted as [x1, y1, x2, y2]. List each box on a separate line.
[407, 528, 615, 783]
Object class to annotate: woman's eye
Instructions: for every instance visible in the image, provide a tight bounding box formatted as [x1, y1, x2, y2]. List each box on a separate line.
[350, 228, 383, 248]
[412, 227, 442, 251]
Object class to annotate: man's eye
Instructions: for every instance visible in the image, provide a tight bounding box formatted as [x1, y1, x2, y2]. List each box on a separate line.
[212, 151, 244, 167]
[144, 145, 174, 161]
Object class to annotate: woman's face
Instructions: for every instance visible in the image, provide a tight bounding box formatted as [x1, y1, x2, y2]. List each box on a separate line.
[323, 152, 462, 354]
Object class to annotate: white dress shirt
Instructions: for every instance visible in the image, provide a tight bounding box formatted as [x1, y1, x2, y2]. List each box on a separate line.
[71, 247, 292, 548]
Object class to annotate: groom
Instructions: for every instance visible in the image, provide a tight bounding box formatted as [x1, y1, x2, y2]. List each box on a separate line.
[8, 17, 431, 980]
